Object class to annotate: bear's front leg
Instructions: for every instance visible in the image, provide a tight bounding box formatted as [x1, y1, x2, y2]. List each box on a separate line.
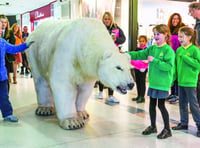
[76, 82, 95, 121]
[59, 117, 85, 130]
[77, 111, 89, 120]
[51, 81, 85, 130]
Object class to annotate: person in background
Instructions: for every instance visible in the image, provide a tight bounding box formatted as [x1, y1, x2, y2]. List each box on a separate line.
[171, 26, 200, 138]
[126, 24, 174, 139]
[131, 35, 148, 103]
[97, 11, 126, 103]
[188, 2, 200, 107]
[0, 14, 15, 86]
[21, 25, 30, 75]
[167, 13, 185, 104]
[11, 23, 23, 84]
[0, 21, 34, 122]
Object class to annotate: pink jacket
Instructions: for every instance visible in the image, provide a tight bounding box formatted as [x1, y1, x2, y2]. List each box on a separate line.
[130, 46, 149, 70]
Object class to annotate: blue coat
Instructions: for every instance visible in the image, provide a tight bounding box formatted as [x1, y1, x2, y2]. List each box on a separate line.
[0, 38, 28, 81]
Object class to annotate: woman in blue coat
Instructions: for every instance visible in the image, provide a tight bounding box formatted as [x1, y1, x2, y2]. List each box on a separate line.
[0, 21, 33, 122]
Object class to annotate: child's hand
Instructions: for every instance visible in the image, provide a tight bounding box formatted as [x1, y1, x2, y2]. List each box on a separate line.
[26, 41, 35, 47]
[119, 50, 123, 53]
[148, 56, 154, 62]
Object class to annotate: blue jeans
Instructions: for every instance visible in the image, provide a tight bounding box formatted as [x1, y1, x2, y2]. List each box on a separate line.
[0, 80, 13, 118]
[178, 86, 200, 127]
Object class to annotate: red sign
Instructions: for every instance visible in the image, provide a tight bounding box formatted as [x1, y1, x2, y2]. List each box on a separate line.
[30, 4, 51, 22]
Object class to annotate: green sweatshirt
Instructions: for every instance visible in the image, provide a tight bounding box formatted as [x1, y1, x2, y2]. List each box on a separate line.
[175, 44, 200, 87]
[128, 44, 175, 91]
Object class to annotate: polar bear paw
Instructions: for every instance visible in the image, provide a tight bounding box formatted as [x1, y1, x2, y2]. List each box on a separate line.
[35, 106, 55, 116]
[59, 117, 85, 130]
[77, 111, 90, 121]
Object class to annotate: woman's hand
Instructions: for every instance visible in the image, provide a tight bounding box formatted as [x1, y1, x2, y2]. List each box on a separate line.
[111, 33, 117, 41]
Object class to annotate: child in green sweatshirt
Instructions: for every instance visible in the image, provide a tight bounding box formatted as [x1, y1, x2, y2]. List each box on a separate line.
[171, 26, 200, 137]
[126, 24, 175, 139]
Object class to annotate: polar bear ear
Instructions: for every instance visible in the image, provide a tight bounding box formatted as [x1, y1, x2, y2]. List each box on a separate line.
[102, 51, 112, 60]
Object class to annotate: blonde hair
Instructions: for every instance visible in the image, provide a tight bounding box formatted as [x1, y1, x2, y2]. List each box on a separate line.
[102, 11, 117, 29]
[0, 14, 10, 39]
[11, 23, 22, 39]
[153, 24, 171, 42]
[179, 26, 198, 46]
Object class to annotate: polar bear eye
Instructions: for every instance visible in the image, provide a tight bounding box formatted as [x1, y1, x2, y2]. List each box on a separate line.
[116, 66, 123, 71]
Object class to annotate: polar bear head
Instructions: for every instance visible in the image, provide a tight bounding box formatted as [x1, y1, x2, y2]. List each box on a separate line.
[98, 51, 134, 94]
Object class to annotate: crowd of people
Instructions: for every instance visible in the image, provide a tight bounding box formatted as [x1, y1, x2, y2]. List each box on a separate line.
[0, 15, 31, 84]
[0, 0, 200, 140]
[96, 2, 200, 139]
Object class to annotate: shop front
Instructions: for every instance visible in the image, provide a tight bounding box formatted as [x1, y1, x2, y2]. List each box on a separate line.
[30, 4, 52, 31]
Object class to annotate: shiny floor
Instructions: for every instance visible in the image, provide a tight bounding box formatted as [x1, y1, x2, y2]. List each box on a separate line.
[0, 74, 200, 148]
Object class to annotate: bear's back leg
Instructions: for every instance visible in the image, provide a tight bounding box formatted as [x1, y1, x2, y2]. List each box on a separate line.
[33, 76, 54, 116]
[27, 50, 54, 116]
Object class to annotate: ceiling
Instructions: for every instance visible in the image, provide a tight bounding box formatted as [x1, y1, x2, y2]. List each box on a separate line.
[0, 0, 198, 16]
[0, 0, 56, 15]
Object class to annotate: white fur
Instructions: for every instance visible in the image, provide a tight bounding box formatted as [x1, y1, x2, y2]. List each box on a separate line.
[26, 18, 133, 129]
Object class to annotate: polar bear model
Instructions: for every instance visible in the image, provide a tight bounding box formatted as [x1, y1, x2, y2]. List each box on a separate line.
[26, 18, 134, 130]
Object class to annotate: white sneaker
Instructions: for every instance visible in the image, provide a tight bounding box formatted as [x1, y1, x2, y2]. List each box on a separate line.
[98, 92, 103, 99]
[107, 96, 119, 103]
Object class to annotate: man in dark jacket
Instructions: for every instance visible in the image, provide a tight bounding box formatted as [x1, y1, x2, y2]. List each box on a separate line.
[189, 2, 200, 106]
[21, 26, 30, 75]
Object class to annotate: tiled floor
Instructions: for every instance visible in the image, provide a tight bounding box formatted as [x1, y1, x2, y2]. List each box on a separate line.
[0, 74, 200, 148]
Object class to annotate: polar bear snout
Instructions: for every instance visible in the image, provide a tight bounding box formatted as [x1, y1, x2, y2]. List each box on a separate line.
[116, 82, 134, 94]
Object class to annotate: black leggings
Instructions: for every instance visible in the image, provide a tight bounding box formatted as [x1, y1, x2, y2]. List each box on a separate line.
[149, 97, 170, 130]
[98, 81, 113, 96]
[134, 69, 147, 97]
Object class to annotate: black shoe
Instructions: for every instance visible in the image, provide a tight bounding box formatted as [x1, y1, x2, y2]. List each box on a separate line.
[157, 129, 172, 139]
[25, 71, 30, 75]
[137, 97, 145, 103]
[166, 94, 174, 100]
[172, 123, 188, 130]
[142, 126, 157, 135]
[169, 96, 179, 104]
[197, 130, 200, 137]
[132, 96, 139, 101]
